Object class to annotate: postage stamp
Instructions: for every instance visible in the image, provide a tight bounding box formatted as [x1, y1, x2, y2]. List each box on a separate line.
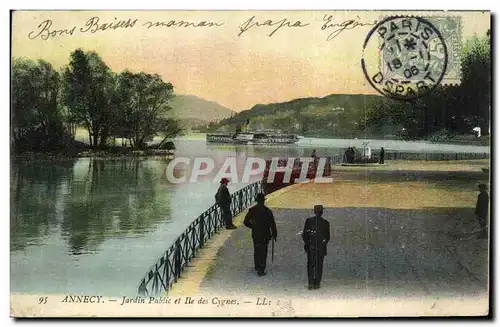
[9, 10, 491, 318]
[361, 15, 464, 100]
[426, 15, 463, 83]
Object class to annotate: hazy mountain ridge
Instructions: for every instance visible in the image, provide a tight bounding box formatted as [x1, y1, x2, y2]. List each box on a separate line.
[204, 94, 384, 137]
[170, 94, 235, 123]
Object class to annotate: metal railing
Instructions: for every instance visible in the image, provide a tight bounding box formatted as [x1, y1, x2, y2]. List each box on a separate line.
[333, 151, 489, 163]
[138, 180, 265, 296]
[383, 151, 489, 161]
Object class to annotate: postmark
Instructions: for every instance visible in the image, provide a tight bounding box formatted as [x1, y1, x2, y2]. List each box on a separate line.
[361, 16, 448, 100]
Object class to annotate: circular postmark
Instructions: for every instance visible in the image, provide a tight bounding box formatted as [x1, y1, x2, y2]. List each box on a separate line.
[361, 16, 448, 100]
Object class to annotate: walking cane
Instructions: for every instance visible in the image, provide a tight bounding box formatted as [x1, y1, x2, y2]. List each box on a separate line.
[272, 238, 275, 263]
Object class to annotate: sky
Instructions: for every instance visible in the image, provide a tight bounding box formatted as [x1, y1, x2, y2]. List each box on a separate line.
[11, 10, 490, 111]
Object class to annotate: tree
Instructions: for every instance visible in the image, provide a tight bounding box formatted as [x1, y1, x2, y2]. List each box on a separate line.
[113, 71, 181, 149]
[157, 118, 182, 149]
[460, 32, 491, 134]
[61, 49, 115, 148]
[11, 57, 65, 151]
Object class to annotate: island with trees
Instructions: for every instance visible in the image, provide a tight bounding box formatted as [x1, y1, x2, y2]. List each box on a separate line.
[12, 48, 182, 159]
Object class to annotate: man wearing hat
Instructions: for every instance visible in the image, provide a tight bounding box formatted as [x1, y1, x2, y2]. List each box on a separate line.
[302, 204, 330, 289]
[244, 193, 277, 276]
[475, 183, 489, 239]
[216, 178, 236, 229]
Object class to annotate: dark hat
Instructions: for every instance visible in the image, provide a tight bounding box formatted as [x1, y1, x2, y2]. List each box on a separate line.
[314, 204, 324, 215]
[220, 177, 229, 184]
[255, 193, 266, 202]
[478, 183, 487, 190]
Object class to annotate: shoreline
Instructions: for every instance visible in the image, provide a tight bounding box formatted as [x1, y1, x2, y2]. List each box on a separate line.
[11, 148, 176, 161]
[189, 132, 490, 147]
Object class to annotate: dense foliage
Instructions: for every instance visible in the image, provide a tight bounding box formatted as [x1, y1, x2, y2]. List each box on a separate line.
[12, 58, 66, 151]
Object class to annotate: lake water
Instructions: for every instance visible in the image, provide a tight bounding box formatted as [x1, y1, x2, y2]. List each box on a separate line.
[10, 137, 489, 296]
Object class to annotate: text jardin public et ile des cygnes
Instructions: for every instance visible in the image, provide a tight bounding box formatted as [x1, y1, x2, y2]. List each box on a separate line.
[27, 14, 377, 42]
[56, 294, 272, 307]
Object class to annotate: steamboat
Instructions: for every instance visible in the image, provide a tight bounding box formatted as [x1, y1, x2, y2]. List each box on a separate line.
[206, 119, 299, 144]
[206, 131, 299, 145]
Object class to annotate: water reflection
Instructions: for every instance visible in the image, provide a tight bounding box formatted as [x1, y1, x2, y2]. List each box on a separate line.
[11, 158, 173, 255]
[11, 160, 75, 252]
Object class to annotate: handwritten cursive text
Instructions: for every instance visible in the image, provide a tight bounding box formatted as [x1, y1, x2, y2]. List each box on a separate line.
[143, 20, 224, 29]
[321, 14, 377, 41]
[28, 20, 76, 40]
[238, 16, 309, 37]
[80, 16, 138, 34]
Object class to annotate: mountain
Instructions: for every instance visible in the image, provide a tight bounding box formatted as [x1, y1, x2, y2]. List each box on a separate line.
[205, 94, 385, 138]
[169, 95, 235, 125]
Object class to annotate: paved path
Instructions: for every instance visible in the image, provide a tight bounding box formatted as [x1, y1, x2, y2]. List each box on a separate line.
[199, 205, 488, 299]
[171, 162, 489, 316]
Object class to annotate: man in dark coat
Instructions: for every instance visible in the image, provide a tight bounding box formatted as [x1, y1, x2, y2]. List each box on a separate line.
[311, 149, 319, 167]
[475, 183, 489, 239]
[302, 205, 330, 289]
[216, 178, 236, 229]
[379, 147, 385, 164]
[244, 193, 277, 276]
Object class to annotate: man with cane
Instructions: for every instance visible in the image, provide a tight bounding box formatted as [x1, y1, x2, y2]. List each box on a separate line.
[244, 193, 277, 277]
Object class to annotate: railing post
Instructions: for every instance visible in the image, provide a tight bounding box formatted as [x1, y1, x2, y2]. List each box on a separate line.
[213, 208, 218, 233]
[200, 215, 205, 248]
[174, 239, 181, 281]
[231, 194, 236, 216]
[210, 209, 215, 233]
[191, 225, 196, 257]
[165, 251, 170, 291]
[138, 279, 147, 296]
[238, 191, 243, 214]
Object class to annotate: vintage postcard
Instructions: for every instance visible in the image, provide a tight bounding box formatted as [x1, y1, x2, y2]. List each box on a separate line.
[10, 10, 491, 317]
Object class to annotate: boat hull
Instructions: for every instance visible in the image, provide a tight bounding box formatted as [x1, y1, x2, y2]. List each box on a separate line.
[207, 133, 299, 145]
